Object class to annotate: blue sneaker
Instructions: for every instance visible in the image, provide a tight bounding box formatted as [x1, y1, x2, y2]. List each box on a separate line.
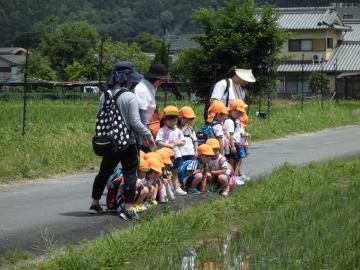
[119, 208, 138, 221]
[188, 188, 200, 194]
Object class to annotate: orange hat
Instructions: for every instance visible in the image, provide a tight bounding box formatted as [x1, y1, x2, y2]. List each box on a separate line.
[156, 150, 173, 166]
[146, 157, 163, 173]
[139, 158, 150, 172]
[241, 112, 248, 128]
[139, 150, 146, 159]
[205, 138, 220, 149]
[163, 105, 179, 116]
[145, 152, 165, 167]
[207, 100, 228, 123]
[229, 99, 246, 113]
[197, 144, 215, 156]
[179, 106, 196, 119]
[157, 147, 175, 157]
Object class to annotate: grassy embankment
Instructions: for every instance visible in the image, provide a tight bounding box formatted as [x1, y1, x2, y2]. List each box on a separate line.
[0, 99, 359, 183]
[7, 156, 359, 269]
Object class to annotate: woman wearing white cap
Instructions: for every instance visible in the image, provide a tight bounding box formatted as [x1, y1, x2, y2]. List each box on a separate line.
[210, 65, 256, 108]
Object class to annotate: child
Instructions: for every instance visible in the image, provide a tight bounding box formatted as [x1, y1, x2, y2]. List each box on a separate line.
[157, 148, 176, 201]
[133, 158, 150, 213]
[223, 99, 251, 184]
[205, 138, 231, 197]
[156, 105, 187, 196]
[144, 157, 163, 206]
[178, 144, 214, 194]
[178, 106, 198, 161]
[206, 100, 229, 154]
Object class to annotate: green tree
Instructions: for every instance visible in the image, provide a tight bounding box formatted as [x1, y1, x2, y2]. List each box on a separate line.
[309, 72, 330, 94]
[27, 50, 57, 81]
[38, 21, 99, 79]
[131, 32, 163, 53]
[173, 0, 289, 98]
[154, 41, 170, 67]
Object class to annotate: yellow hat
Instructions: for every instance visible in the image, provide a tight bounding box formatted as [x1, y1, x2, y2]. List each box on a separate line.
[205, 138, 220, 149]
[139, 150, 146, 159]
[163, 105, 179, 116]
[157, 147, 175, 157]
[139, 158, 150, 172]
[197, 144, 215, 156]
[179, 106, 196, 119]
[229, 99, 246, 113]
[156, 150, 173, 166]
[207, 100, 228, 123]
[145, 152, 165, 167]
[146, 157, 163, 173]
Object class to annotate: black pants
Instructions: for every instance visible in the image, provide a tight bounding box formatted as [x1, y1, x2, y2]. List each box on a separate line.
[92, 144, 139, 203]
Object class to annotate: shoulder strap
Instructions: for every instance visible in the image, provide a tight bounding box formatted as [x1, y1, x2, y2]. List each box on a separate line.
[113, 88, 130, 102]
[224, 78, 230, 107]
[219, 156, 227, 167]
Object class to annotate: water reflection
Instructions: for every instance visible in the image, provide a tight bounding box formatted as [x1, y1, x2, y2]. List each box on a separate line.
[181, 226, 250, 270]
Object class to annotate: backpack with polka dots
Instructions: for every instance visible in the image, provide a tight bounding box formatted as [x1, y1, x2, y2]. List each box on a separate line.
[92, 89, 131, 156]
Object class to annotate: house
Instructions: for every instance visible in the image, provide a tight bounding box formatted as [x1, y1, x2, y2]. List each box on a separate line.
[0, 47, 26, 82]
[276, 7, 360, 99]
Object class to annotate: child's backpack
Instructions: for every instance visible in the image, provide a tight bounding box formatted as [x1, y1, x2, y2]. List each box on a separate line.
[196, 120, 220, 145]
[106, 168, 125, 211]
[92, 89, 131, 156]
[203, 78, 230, 121]
[178, 159, 198, 185]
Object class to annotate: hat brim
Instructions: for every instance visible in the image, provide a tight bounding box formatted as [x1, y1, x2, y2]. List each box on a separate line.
[150, 166, 162, 173]
[144, 72, 168, 79]
[128, 71, 143, 83]
[235, 69, 256, 83]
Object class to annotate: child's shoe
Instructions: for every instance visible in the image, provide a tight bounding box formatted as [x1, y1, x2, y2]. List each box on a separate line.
[240, 174, 251, 182]
[174, 187, 187, 196]
[166, 185, 175, 200]
[119, 208, 138, 221]
[188, 188, 200, 194]
[236, 177, 245, 186]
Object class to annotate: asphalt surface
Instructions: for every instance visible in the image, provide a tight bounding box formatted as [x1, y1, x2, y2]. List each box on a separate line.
[1, 125, 360, 255]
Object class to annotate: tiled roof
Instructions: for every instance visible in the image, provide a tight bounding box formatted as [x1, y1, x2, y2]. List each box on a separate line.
[344, 23, 360, 41]
[277, 7, 350, 30]
[169, 34, 200, 52]
[0, 47, 27, 55]
[277, 41, 360, 73]
[0, 55, 25, 65]
[325, 41, 360, 72]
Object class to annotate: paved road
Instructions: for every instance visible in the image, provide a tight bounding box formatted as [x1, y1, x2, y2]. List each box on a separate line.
[1, 125, 360, 255]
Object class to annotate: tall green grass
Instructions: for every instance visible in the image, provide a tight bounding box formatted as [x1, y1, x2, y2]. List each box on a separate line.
[15, 156, 360, 269]
[0, 99, 359, 183]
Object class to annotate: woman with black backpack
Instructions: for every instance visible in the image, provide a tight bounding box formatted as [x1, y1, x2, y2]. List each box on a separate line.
[89, 61, 155, 221]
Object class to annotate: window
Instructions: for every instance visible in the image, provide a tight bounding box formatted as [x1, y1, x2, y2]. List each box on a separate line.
[301, 40, 312, 51]
[327, 38, 334, 49]
[313, 39, 326, 50]
[289, 39, 327, 51]
[0, 67, 11, 72]
[343, 14, 353, 19]
[289, 40, 301, 51]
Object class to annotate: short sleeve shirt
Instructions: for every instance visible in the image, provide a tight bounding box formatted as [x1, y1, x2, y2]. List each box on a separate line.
[180, 125, 198, 156]
[155, 126, 185, 158]
[208, 154, 231, 176]
[134, 79, 157, 123]
[211, 79, 245, 107]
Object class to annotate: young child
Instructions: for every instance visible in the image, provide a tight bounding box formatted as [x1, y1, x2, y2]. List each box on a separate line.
[144, 157, 163, 206]
[205, 138, 231, 197]
[178, 106, 198, 161]
[133, 158, 151, 213]
[223, 99, 251, 184]
[206, 100, 229, 154]
[156, 105, 187, 196]
[157, 148, 176, 201]
[178, 144, 214, 194]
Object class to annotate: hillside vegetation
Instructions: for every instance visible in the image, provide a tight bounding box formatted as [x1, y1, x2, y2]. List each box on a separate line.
[1, 0, 335, 46]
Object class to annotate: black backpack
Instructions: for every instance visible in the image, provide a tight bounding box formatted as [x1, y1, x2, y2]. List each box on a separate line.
[203, 78, 230, 121]
[92, 89, 131, 156]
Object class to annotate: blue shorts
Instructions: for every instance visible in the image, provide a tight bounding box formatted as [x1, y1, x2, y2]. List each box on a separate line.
[173, 157, 183, 170]
[235, 143, 247, 159]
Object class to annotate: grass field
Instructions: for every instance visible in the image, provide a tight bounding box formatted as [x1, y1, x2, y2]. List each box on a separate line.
[7, 156, 359, 269]
[0, 99, 359, 183]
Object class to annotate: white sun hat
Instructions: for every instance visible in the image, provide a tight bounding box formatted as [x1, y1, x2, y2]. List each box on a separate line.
[235, 69, 256, 83]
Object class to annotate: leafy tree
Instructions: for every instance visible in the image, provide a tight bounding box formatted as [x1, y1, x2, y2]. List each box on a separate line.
[131, 32, 164, 53]
[154, 41, 170, 67]
[173, 0, 289, 99]
[27, 50, 57, 81]
[38, 21, 99, 79]
[309, 72, 330, 94]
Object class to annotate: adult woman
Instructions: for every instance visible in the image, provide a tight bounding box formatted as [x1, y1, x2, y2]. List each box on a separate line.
[89, 61, 154, 221]
[210, 65, 256, 107]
